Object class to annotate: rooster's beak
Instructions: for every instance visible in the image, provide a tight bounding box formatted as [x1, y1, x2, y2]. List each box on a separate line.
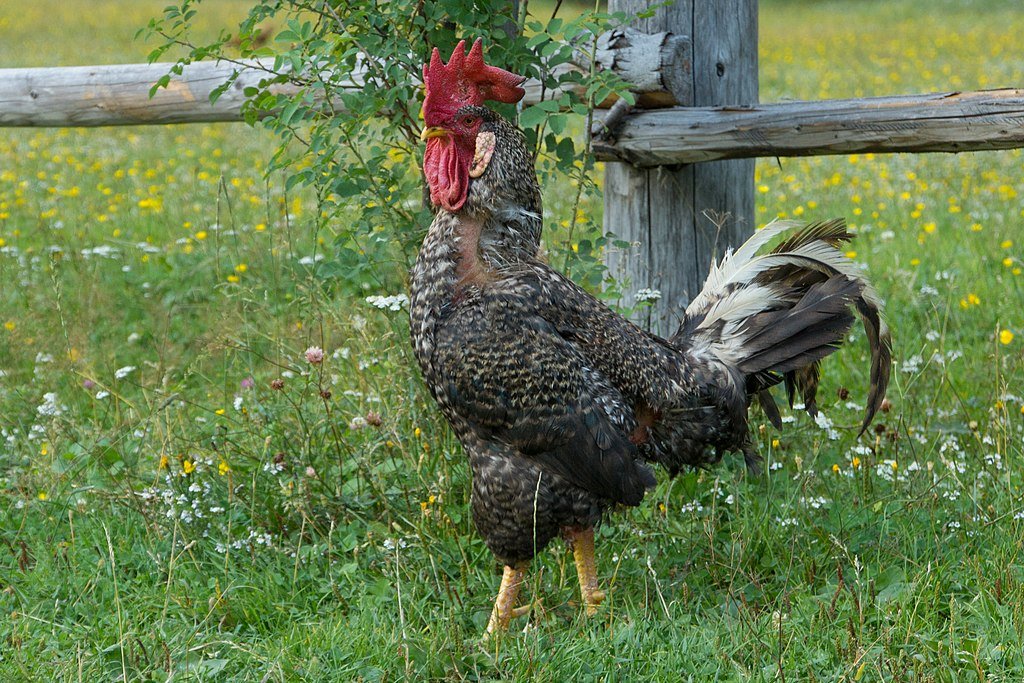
[420, 127, 448, 141]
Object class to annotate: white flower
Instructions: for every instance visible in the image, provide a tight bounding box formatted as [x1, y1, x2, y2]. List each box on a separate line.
[114, 365, 136, 380]
[900, 355, 923, 374]
[233, 395, 244, 411]
[36, 392, 64, 417]
[365, 294, 410, 311]
[814, 412, 839, 440]
[634, 288, 662, 302]
[349, 416, 368, 430]
[95, 390, 110, 400]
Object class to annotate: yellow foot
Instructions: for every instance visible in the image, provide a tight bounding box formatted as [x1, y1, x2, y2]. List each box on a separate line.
[566, 527, 605, 616]
[485, 564, 526, 635]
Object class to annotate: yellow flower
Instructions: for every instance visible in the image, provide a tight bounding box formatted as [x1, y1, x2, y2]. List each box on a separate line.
[831, 463, 840, 473]
[1004, 257, 1014, 267]
[218, 461, 230, 476]
[771, 438, 780, 448]
[845, 250, 857, 259]
[909, 258, 920, 267]
[234, 263, 247, 273]
[1001, 239, 1013, 249]
[414, 427, 422, 438]
[968, 293, 981, 306]
[1000, 330, 1014, 345]
[182, 459, 196, 474]
[852, 456, 861, 468]
[40, 443, 48, 456]
[215, 408, 226, 415]
[923, 222, 936, 234]
[195, 230, 208, 241]
[38, 491, 48, 501]
[226, 275, 240, 283]
[159, 455, 169, 469]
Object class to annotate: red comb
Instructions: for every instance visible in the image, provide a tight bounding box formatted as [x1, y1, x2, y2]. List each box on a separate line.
[422, 39, 526, 124]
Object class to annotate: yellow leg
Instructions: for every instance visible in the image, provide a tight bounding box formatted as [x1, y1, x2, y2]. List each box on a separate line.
[486, 564, 526, 635]
[567, 527, 605, 615]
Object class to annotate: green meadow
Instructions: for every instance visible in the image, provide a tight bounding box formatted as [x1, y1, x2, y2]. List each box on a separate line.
[2, 0, 1024, 679]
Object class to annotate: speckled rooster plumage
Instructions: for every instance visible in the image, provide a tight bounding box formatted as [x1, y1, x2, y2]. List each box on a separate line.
[409, 40, 892, 634]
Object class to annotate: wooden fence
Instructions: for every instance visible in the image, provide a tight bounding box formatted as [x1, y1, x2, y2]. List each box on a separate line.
[1, 0, 1021, 332]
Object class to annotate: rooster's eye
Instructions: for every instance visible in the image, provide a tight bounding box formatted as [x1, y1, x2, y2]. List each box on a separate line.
[462, 115, 479, 126]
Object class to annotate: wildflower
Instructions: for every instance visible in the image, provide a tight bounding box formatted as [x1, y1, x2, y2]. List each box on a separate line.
[3, 321, 14, 331]
[240, 377, 255, 390]
[234, 263, 247, 273]
[414, 427, 422, 438]
[365, 294, 409, 311]
[114, 365, 136, 380]
[38, 491, 47, 501]
[366, 410, 383, 427]
[182, 459, 196, 474]
[226, 274, 240, 283]
[305, 466, 317, 478]
[218, 461, 230, 476]
[832, 463, 840, 473]
[1000, 330, 1014, 345]
[82, 379, 95, 390]
[158, 455, 169, 469]
[270, 378, 285, 390]
[634, 288, 663, 303]
[349, 416, 368, 430]
[195, 230, 208, 240]
[37, 392, 64, 417]
[304, 346, 325, 365]
[852, 456, 862, 468]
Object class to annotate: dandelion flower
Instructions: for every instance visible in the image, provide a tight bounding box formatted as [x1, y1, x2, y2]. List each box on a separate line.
[1000, 330, 1014, 345]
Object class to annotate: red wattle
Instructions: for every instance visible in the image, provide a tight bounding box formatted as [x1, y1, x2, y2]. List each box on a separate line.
[424, 137, 472, 212]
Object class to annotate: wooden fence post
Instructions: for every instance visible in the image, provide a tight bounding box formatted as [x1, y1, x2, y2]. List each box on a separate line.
[604, 0, 758, 335]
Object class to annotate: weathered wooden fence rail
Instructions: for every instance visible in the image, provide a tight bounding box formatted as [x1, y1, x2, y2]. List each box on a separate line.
[594, 89, 1024, 166]
[5, 62, 1021, 163]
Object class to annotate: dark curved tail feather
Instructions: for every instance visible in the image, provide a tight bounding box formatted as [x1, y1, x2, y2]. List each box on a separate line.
[680, 218, 892, 439]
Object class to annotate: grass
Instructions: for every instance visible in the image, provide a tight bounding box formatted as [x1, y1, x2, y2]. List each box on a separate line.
[2, 0, 1024, 680]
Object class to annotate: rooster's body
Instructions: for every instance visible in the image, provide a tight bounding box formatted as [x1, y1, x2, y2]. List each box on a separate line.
[410, 41, 891, 633]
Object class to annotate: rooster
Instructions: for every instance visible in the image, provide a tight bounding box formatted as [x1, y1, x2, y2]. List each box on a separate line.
[409, 39, 891, 634]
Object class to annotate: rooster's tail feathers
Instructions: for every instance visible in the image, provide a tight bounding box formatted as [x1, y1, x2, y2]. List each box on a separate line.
[677, 218, 892, 435]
